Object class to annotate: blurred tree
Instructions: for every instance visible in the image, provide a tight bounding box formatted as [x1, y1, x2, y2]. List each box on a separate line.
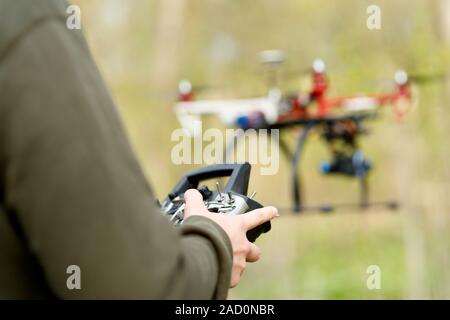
[151, 0, 187, 89]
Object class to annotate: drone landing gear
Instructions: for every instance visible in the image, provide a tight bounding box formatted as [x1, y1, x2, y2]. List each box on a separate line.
[285, 123, 314, 212]
[224, 115, 399, 214]
[278, 119, 398, 214]
[286, 200, 399, 214]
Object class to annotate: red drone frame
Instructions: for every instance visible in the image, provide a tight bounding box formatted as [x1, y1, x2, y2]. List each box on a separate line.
[278, 59, 412, 124]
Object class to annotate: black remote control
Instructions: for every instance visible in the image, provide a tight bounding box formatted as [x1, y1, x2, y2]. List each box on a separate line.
[160, 163, 271, 242]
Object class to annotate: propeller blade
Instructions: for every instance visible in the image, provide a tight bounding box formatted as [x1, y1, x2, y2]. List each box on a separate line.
[408, 73, 447, 84]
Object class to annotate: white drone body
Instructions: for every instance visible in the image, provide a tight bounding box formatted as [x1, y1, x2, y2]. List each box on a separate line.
[174, 87, 281, 136]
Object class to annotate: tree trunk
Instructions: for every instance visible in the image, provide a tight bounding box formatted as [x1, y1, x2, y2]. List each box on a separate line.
[151, 0, 187, 89]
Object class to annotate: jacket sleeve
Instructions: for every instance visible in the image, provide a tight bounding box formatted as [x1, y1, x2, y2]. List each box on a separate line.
[0, 15, 232, 299]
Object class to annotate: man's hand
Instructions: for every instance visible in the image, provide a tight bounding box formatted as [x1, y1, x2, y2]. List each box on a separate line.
[183, 189, 279, 288]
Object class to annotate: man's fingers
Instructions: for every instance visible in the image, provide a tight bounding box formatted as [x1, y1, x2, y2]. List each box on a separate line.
[242, 206, 279, 230]
[230, 273, 240, 288]
[230, 257, 246, 288]
[183, 189, 207, 218]
[246, 243, 261, 262]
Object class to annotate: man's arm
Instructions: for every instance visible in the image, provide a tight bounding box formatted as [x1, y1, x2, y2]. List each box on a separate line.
[0, 13, 232, 298]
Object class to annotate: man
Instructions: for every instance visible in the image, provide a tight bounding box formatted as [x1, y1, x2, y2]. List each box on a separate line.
[0, 0, 278, 299]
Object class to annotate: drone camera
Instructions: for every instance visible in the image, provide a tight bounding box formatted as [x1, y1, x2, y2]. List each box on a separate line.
[320, 151, 371, 177]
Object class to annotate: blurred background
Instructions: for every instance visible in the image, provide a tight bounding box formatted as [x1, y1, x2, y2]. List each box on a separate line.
[72, 0, 450, 299]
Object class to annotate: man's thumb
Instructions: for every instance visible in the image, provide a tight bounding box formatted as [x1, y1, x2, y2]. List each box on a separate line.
[184, 189, 207, 218]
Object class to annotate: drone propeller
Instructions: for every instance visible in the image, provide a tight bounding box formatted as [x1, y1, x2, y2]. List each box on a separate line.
[372, 70, 447, 87]
[281, 58, 330, 83]
[153, 82, 213, 103]
[259, 50, 285, 66]
[407, 72, 447, 84]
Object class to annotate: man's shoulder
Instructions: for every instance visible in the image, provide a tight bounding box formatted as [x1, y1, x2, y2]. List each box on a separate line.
[0, 0, 69, 56]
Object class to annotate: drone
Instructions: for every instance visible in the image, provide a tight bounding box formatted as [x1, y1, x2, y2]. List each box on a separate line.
[172, 50, 423, 213]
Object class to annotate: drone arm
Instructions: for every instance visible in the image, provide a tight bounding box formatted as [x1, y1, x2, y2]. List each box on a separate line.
[174, 97, 280, 135]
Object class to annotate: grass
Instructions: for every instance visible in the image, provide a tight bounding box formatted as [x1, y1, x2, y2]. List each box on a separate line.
[229, 210, 406, 299]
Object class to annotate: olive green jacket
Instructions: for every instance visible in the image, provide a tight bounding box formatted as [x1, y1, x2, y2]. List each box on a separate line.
[0, 0, 232, 299]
